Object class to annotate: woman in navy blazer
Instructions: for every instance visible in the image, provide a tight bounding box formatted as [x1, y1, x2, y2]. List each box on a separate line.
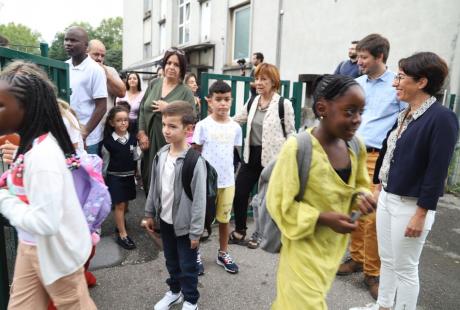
[351, 52, 459, 310]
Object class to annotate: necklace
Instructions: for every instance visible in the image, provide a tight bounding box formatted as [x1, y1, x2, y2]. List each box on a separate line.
[257, 95, 273, 111]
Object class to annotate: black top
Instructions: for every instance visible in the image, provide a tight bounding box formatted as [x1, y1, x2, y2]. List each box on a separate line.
[335, 166, 351, 184]
[374, 102, 459, 210]
[102, 133, 137, 173]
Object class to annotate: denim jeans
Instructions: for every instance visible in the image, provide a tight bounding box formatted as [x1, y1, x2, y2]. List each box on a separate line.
[160, 220, 199, 304]
[376, 190, 435, 310]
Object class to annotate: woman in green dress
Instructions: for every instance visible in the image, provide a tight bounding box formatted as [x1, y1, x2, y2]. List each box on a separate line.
[137, 48, 195, 192]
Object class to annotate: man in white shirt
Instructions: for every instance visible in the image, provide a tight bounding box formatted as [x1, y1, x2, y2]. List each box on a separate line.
[88, 39, 126, 113]
[64, 26, 108, 154]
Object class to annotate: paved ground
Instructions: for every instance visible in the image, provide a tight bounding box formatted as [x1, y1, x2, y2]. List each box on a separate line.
[89, 190, 460, 309]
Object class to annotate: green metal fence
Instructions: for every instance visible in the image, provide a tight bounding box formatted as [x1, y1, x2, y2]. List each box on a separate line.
[0, 45, 70, 309]
[0, 46, 70, 102]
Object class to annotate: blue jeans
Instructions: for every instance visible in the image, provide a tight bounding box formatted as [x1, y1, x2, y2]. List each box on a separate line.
[86, 143, 101, 156]
[160, 220, 199, 304]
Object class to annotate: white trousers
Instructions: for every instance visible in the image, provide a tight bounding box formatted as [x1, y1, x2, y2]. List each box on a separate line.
[376, 190, 436, 310]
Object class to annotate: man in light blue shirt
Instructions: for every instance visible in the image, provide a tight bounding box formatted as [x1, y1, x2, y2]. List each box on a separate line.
[338, 34, 403, 303]
[356, 70, 403, 149]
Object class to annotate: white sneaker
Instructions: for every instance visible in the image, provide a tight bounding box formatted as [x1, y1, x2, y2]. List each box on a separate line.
[181, 301, 198, 310]
[154, 291, 184, 310]
[349, 303, 380, 310]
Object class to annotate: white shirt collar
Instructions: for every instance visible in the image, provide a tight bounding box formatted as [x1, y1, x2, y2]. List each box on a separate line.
[112, 131, 130, 141]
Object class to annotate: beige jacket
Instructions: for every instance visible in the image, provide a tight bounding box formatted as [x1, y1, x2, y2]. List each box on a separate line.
[234, 92, 295, 167]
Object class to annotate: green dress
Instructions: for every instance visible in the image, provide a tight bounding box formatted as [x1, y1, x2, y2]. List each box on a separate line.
[138, 78, 195, 192]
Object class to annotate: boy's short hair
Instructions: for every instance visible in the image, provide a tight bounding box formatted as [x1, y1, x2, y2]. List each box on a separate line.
[117, 100, 131, 112]
[356, 33, 390, 64]
[162, 101, 196, 125]
[207, 80, 231, 97]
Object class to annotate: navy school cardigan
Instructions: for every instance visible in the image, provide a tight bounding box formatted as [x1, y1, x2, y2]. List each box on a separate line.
[373, 101, 459, 210]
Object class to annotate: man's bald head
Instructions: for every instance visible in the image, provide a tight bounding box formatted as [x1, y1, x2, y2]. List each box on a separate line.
[66, 26, 89, 44]
[64, 26, 89, 58]
[88, 39, 106, 64]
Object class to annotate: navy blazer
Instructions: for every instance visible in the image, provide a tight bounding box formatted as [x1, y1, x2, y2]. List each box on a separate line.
[374, 101, 459, 210]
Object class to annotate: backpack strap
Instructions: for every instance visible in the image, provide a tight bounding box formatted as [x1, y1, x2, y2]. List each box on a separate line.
[278, 97, 286, 138]
[182, 148, 200, 201]
[246, 95, 257, 114]
[294, 131, 313, 202]
[348, 136, 361, 158]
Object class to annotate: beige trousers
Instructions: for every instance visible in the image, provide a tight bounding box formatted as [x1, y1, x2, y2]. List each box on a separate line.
[8, 242, 97, 310]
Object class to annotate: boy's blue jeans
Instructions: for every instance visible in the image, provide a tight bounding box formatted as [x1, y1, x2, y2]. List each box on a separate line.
[160, 219, 199, 304]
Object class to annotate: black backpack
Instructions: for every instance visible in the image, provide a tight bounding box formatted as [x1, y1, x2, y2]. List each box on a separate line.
[182, 148, 218, 240]
[247, 96, 287, 137]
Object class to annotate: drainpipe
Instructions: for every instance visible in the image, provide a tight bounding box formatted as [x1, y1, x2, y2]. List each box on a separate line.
[275, 0, 284, 68]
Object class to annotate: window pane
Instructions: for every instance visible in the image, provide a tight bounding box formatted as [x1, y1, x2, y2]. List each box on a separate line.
[160, 24, 166, 53]
[160, 0, 167, 17]
[200, 1, 211, 42]
[144, 0, 151, 13]
[179, 6, 184, 24]
[179, 26, 184, 44]
[144, 43, 151, 59]
[185, 24, 190, 43]
[186, 3, 190, 21]
[179, 0, 184, 4]
[234, 7, 250, 59]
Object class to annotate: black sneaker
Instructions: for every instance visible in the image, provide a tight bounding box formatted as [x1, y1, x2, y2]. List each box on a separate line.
[116, 235, 136, 250]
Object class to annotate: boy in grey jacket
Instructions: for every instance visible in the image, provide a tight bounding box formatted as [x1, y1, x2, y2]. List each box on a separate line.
[144, 101, 206, 310]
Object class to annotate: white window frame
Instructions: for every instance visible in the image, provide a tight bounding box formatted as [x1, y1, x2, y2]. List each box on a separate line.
[178, 0, 191, 45]
[232, 5, 250, 62]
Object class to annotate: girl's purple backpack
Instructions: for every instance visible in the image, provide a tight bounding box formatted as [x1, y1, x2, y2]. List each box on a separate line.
[71, 153, 111, 233]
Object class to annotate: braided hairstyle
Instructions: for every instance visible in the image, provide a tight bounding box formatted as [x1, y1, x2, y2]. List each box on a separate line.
[0, 61, 74, 158]
[312, 74, 361, 118]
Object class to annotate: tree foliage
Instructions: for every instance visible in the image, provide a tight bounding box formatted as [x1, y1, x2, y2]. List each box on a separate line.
[0, 22, 42, 54]
[48, 17, 123, 71]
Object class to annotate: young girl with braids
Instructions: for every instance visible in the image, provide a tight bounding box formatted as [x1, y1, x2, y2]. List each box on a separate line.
[266, 74, 376, 309]
[0, 61, 96, 309]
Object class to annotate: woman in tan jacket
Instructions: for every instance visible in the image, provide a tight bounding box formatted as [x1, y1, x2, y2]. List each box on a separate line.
[230, 63, 295, 247]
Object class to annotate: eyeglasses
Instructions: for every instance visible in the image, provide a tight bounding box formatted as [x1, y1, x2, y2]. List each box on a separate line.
[394, 73, 408, 83]
[166, 48, 185, 55]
